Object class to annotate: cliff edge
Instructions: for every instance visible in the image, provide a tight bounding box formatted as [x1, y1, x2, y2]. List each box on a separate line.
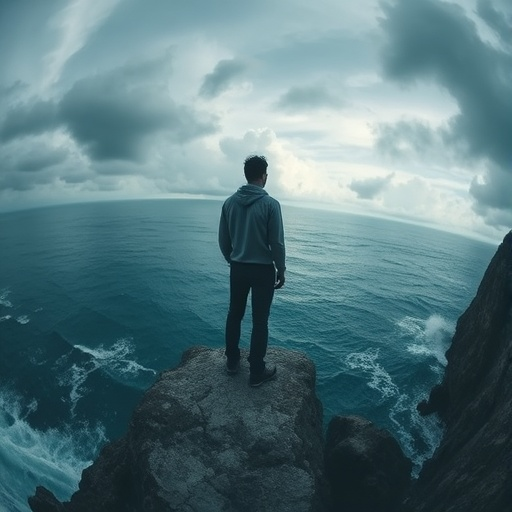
[408, 230, 512, 512]
[29, 346, 326, 512]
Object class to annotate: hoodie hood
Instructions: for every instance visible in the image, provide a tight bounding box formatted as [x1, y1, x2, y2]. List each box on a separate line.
[234, 184, 268, 207]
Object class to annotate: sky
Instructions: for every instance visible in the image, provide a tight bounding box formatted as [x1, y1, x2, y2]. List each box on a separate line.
[0, 0, 511, 242]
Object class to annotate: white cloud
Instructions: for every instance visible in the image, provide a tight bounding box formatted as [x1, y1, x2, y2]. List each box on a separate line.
[380, 0, 512, 229]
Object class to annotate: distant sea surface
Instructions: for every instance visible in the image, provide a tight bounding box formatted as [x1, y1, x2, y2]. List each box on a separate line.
[0, 199, 496, 511]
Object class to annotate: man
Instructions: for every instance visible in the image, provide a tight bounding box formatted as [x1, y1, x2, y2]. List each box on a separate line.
[218, 155, 286, 387]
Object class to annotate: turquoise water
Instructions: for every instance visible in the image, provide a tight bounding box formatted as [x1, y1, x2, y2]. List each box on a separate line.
[0, 199, 496, 511]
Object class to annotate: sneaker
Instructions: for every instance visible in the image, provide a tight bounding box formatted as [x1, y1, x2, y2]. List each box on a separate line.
[249, 365, 277, 387]
[226, 358, 240, 375]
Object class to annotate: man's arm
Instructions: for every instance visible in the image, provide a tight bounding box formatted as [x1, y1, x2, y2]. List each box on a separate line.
[218, 207, 232, 263]
[274, 270, 285, 289]
[268, 202, 286, 287]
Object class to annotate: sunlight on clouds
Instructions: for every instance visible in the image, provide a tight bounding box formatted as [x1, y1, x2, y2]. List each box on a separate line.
[219, 128, 335, 200]
[214, 127, 496, 242]
[377, 176, 492, 239]
[338, 116, 374, 147]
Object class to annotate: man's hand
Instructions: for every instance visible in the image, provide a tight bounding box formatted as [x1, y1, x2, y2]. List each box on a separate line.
[274, 271, 285, 289]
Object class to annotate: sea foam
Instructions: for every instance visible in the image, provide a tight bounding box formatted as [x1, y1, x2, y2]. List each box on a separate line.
[345, 348, 399, 399]
[55, 338, 157, 417]
[0, 288, 13, 308]
[0, 389, 105, 512]
[398, 314, 454, 365]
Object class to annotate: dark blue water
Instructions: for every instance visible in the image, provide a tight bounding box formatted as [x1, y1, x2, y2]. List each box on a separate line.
[0, 199, 497, 511]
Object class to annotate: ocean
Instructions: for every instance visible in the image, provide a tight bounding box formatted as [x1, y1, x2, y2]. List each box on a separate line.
[0, 198, 496, 512]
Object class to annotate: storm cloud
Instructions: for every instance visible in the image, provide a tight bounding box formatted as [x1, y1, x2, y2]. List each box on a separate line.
[199, 59, 246, 99]
[60, 72, 217, 162]
[379, 0, 512, 220]
[0, 100, 60, 142]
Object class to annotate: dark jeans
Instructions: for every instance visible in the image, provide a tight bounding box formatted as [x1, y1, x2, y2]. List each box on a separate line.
[225, 263, 275, 374]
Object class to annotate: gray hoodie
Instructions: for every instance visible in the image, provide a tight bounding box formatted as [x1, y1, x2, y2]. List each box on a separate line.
[218, 184, 286, 273]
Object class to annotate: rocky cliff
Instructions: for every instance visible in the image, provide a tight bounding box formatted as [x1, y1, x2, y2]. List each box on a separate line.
[29, 346, 327, 512]
[408, 230, 512, 512]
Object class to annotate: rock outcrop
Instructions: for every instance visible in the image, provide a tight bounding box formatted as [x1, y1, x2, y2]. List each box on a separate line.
[324, 415, 412, 512]
[407, 230, 512, 512]
[29, 346, 326, 512]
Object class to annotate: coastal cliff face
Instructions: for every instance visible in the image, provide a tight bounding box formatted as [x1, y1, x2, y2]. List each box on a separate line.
[409, 230, 512, 512]
[29, 347, 326, 512]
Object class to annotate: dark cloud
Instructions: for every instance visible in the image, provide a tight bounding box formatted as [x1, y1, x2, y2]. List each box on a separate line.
[0, 172, 41, 192]
[0, 54, 219, 196]
[0, 159, 58, 192]
[349, 173, 394, 199]
[0, 100, 59, 141]
[0, 81, 29, 102]
[199, 59, 246, 99]
[476, 0, 512, 48]
[0, 137, 73, 192]
[470, 167, 512, 211]
[60, 70, 217, 161]
[374, 119, 436, 161]
[275, 85, 343, 112]
[379, 0, 512, 221]
[16, 148, 68, 173]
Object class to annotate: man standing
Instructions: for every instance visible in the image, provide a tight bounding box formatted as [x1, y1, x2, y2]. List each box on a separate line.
[218, 155, 286, 387]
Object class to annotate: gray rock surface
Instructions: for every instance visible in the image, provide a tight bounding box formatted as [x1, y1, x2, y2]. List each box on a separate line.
[407, 230, 512, 512]
[29, 346, 326, 512]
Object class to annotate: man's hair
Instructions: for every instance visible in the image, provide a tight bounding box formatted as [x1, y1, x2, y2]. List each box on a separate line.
[244, 155, 268, 182]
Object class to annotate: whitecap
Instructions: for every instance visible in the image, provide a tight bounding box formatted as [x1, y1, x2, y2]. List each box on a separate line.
[0, 389, 106, 511]
[396, 316, 424, 338]
[425, 314, 454, 343]
[74, 337, 157, 379]
[16, 315, 30, 325]
[398, 314, 454, 365]
[0, 289, 13, 308]
[406, 344, 432, 357]
[0, 315, 12, 322]
[345, 348, 399, 399]
[58, 363, 93, 417]
[388, 391, 444, 477]
[56, 338, 156, 416]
